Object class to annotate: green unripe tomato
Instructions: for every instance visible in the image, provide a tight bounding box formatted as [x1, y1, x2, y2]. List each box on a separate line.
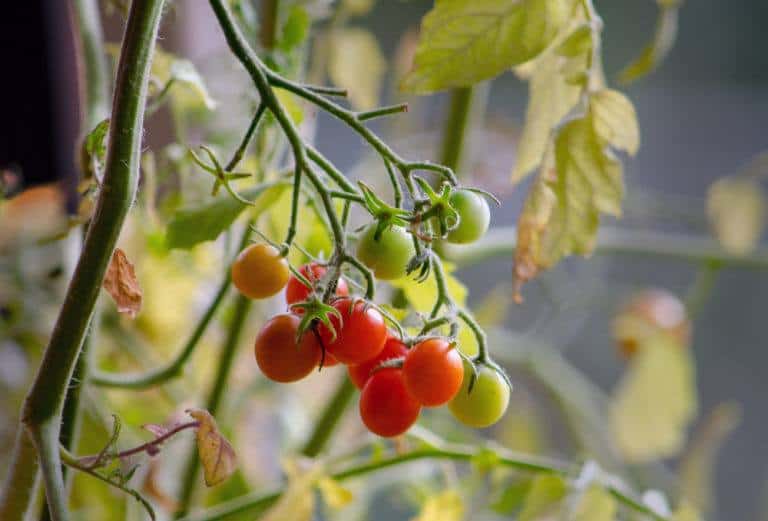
[356, 224, 415, 280]
[446, 189, 490, 244]
[448, 363, 510, 428]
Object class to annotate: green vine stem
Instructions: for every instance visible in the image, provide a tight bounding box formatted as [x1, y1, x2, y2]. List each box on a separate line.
[72, 0, 111, 131]
[0, 427, 40, 521]
[440, 225, 768, 270]
[176, 437, 670, 521]
[6, 1, 166, 519]
[438, 87, 476, 173]
[175, 292, 253, 518]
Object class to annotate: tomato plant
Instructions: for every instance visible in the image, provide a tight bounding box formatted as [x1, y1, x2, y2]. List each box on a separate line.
[1, 0, 750, 519]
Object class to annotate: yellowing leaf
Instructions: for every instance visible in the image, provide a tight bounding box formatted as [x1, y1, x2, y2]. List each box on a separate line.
[391, 262, 467, 313]
[512, 18, 590, 182]
[411, 490, 464, 521]
[103, 248, 142, 318]
[401, 0, 574, 94]
[187, 409, 238, 487]
[678, 403, 741, 516]
[707, 176, 765, 255]
[519, 474, 568, 520]
[329, 28, 386, 110]
[457, 323, 479, 357]
[259, 459, 320, 521]
[317, 477, 353, 508]
[672, 501, 702, 521]
[610, 336, 697, 462]
[514, 90, 638, 299]
[590, 89, 640, 155]
[572, 485, 616, 521]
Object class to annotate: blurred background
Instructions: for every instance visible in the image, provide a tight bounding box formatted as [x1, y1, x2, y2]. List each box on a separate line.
[1, 1, 767, 520]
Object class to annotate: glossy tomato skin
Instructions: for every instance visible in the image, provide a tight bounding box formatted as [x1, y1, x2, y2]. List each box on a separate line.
[232, 243, 290, 299]
[254, 314, 321, 383]
[285, 263, 349, 306]
[403, 338, 463, 406]
[348, 336, 408, 389]
[448, 363, 509, 428]
[356, 224, 415, 280]
[359, 369, 421, 437]
[446, 189, 490, 244]
[320, 298, 387, 364]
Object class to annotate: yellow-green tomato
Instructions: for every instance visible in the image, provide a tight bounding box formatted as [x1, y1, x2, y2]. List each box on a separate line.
[447, 189, 490, 244]
[356, 224, 415, 280]
[231, 243, 289, 299]
[448, 364, 510, 428]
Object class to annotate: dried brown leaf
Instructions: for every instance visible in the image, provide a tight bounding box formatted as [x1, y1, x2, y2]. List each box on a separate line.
[187, 408, 237, 487]
[103, 248, 142, 318]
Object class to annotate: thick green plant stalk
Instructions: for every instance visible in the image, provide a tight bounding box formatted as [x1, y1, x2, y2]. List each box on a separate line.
[438, 87, 476, 173]
[10, 1, 166, 519]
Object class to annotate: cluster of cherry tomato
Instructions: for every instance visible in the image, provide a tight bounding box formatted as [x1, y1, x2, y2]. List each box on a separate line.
[229, 189, 508, 437]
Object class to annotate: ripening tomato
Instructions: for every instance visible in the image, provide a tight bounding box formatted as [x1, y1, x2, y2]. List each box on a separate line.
[285, 262, 349, 306]
[403, 338, 463, 406]
[448, 363, 509, 428]
[254, 314, 321, 382]
[231, 243, 289, 299]
[320, 298, 387, 364]
[348, 336, 408, 389]
[446, 189, 490, 244]
[359, 368, 421, 437]
[356, 224, 415, 280]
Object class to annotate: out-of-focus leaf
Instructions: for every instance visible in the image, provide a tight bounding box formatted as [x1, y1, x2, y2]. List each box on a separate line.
[328, 28, 386, 110]
[401, 0, 575, 93]
[512, 18, 589, 183]
[672, 501, 702, 521]
[390, 262, 467, 312]
[187, 409, 238, 487]
[342, 0, 375, 16]
[148, 48, 216, 111]
[411, 490, 464, 521]
[678, 402, 741, 516]
[610, 335, 697, 462]
[274, 87, 304, 124]
[513, 90, 639, 299]
[491, 479, 533, 515]
[618, 2, 681, 84]
[473, 284, 512, 328]
[279, 6, 310, 51]
[571, 485, 616, 521]
[259, 459, 320, 521]
[707, 176, 765, 255]
[267, 188, 332, 264]
[318, 477, 353, 508]
[103, 248, 142, 319]
[165, 183, 286, 250]
[518, 474, 568, 520]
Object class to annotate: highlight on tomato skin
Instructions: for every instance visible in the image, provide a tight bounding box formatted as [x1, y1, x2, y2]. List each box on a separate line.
[254, 313, 322, 383]
[402, 337, 464, 407]
[285, 262, 349, 307]
[319, 298, 387, 365]
[348, 336, 408, 389]
[359, 368, 421, 437]
[231, 243, 290, 299]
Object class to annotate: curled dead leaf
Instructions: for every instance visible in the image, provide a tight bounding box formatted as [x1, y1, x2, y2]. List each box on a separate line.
[187, 408, 237, 487]
[103, 248, 142, 318]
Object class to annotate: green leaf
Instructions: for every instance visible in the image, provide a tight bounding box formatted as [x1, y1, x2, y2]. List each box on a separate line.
[707, 176, 765, 255]
[518, 474, 568, 520]
[81, 118, 110, 178]
[572, 485, 616, 521]
[401, 0, 575, 94]
[165, 183, 286, 250]
[491, 479, 533, 515]
[618, 2, 680, 84]
[329, 28, 386, 110]
[279, 6, 310, 52]
[610, 335, 698, 462]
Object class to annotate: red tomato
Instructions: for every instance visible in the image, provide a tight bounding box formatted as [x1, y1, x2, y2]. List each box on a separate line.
[348, 336, 408, 389]
[403, 338, 463, 406]
[285, 263, 349, 307]
[254, 314, 321, 383]
[359, 369, 421, 437]
[320, 298, 387, 364]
